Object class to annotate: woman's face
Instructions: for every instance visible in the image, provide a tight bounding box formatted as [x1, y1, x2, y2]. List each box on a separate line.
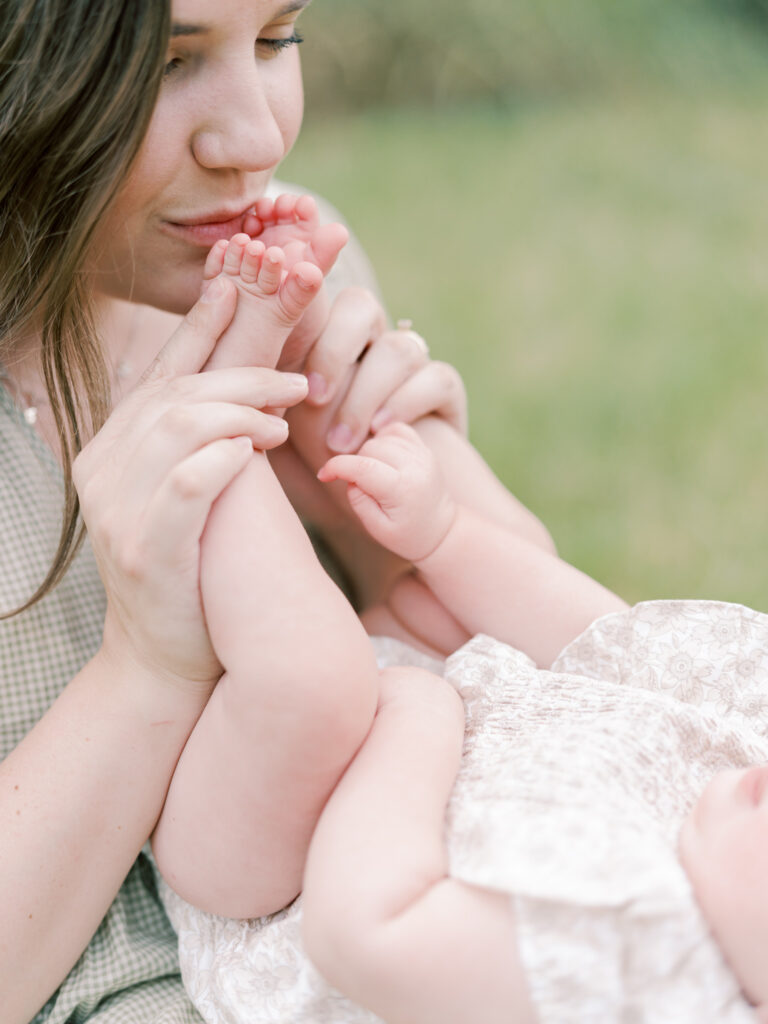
[90, 0, 309, 314]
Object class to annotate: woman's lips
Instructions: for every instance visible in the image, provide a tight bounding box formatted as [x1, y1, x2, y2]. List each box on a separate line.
[160, 213, 250, 247]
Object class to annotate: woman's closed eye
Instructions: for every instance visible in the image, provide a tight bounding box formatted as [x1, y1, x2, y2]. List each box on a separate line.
[258, 31, 304, 57]
[163, 56, 185, 78]
[162, 31, 303, 78]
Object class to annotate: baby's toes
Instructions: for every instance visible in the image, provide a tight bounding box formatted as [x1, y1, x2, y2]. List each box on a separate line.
[253, 196, 277, 225]
[273, 193, 301, 224]
[242, 209, 263, 237]
[279, 262, 323, 320]
[307, 222, 349, 274]
[257, 246, 287, 295]
[294, 194, 319, 228]
[222, 233, 250, 276]
[240, 239, 266, 286]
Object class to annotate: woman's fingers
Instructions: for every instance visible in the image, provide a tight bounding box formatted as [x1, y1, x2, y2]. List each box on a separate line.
[140, 436, 254, 568]
[76, 368, 307, 487]
[370, 361, 468, 436]
[323, 326, 431, 453]
[90, 401, 288, 537]
[298, 287, 468, 451]
[142, 276, 237, 381]
[302, 287, 387, 405]
[157, 366, 309, 410]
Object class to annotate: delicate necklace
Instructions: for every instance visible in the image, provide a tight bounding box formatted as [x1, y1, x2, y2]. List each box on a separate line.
[1, 359, 134, 425]
[1, 308, 141, 427]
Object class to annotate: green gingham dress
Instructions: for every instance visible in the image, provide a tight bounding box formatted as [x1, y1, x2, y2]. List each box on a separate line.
[0, 383, 203, 1023]
[0, 193, 381, 1021]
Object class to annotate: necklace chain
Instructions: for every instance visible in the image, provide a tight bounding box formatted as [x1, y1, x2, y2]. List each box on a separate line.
[1, 306, 142, 427]
[1, 358, 134, 425]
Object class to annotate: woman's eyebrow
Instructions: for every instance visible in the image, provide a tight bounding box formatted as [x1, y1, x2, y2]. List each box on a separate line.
[170, 0, 311, 36]
[170, 23, 207, 37]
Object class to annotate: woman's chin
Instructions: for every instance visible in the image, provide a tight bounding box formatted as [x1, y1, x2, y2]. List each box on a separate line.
[96, 270, 205, 316]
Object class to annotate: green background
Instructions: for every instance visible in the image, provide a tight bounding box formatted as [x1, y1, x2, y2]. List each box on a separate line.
[282, 1, 768, 609]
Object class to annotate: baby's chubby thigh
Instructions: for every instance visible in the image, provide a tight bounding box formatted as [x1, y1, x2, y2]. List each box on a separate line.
[302, 666, 537, 1023]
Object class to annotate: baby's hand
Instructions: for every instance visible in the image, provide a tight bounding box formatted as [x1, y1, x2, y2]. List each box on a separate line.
[317, 422, 456, 562]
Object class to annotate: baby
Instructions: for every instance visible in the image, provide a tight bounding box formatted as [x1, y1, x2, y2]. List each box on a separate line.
[153, 208, 767, 1022]
[307, 426, 768, 1022]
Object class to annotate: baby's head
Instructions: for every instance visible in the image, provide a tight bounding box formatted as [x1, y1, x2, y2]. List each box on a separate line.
[678, 764, 768, 1017]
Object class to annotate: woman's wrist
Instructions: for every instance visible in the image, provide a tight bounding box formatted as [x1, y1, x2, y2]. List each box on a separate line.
[92, 638, 216, 733]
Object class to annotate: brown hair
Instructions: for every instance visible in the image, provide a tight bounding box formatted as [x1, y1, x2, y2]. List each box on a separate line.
[0, 0, 170, 615]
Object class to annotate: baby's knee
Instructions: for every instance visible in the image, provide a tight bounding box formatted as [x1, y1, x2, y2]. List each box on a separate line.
[378, 665, 464, 726]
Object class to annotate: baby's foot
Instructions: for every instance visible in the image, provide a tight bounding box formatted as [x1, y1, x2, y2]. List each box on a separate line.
[244, 194, 348, 277]
[203, 235, 324, 371]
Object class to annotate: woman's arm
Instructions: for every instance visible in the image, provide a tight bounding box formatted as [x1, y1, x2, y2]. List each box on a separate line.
[1, 281, 310, 1023]
[0, 655, 210, 1024]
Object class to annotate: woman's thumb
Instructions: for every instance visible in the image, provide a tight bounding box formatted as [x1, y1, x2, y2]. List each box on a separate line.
[147, 276, 237, 379]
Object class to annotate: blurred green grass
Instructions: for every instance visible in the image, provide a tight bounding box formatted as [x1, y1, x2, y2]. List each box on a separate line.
[282, 6, 768, 610]
[298, 0, 768, 111]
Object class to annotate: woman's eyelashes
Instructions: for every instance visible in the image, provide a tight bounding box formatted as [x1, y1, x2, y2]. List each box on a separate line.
[163, 56, 185, 78]
[162, 31, 303, 77]
[258, 31, 304, 56]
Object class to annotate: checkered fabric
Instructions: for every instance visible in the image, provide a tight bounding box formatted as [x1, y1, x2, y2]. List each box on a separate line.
[0, 383, 203, 1023]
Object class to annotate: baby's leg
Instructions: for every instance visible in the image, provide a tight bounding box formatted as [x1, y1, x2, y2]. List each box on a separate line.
[153, 450, 380, 918]
[302, 668, 537, 1024]
[153, 240, 376, 919]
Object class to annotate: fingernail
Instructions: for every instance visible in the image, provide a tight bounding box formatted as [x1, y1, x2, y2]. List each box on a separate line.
[235, 435, 253, 453]
[371, 408, 392, 432]
[201, 277, 227, 302]
[266, 415, 289, 433]
[326, 423, 353, 452]
[285, 373, 308, 390]
[306, 372, 328, 402]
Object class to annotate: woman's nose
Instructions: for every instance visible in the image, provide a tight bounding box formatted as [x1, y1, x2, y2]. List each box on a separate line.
[191, 66, 288, 172]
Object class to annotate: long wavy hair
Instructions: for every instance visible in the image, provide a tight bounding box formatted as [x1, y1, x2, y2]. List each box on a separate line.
[0, 0, 170, 615]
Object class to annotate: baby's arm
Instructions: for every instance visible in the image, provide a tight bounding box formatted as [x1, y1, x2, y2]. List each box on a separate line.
[319, 423, 626, 666]
[302, 667, 537, 1024]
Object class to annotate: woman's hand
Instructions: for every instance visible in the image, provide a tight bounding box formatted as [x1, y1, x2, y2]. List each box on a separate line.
[303, 287, 467, 450]
[269, 286, 467, 606]
[73, 279, 309, 696]
[274, 287, 467, 509]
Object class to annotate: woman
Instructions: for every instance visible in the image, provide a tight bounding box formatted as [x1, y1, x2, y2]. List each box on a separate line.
[0, 1, 551, 1022]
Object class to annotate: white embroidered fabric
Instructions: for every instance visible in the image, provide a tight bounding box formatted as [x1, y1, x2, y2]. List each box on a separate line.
[160, 601, 765, 1023]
